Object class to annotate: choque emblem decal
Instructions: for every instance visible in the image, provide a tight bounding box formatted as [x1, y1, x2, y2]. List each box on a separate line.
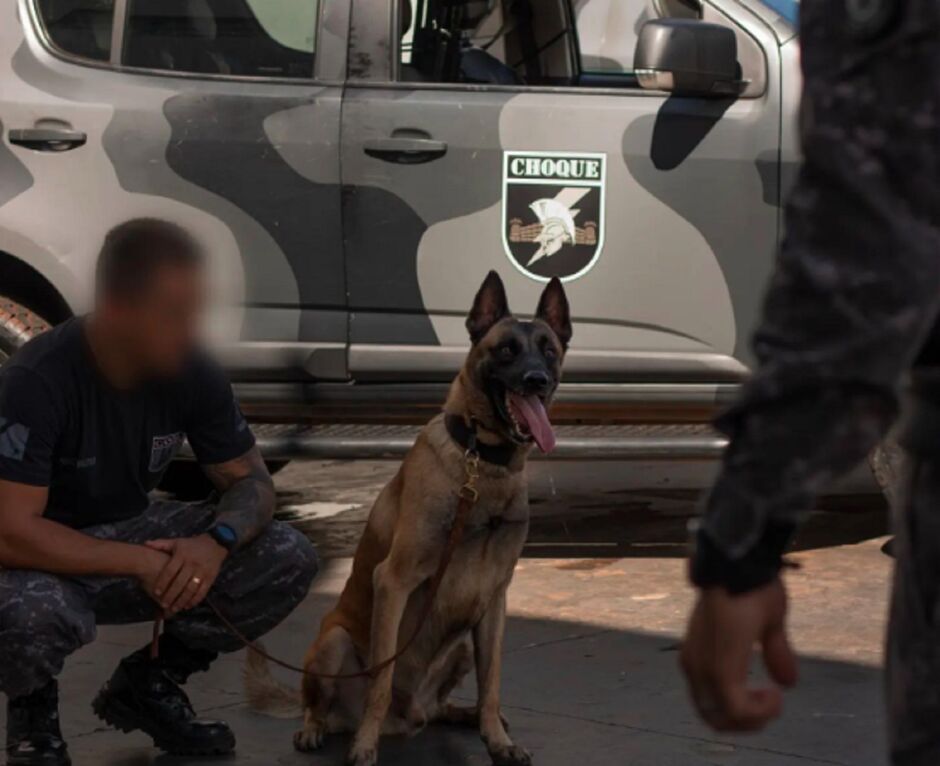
[502, 151, 606, 283]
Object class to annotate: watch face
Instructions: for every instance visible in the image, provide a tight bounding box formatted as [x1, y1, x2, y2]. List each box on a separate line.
[214, 525, 237, 545]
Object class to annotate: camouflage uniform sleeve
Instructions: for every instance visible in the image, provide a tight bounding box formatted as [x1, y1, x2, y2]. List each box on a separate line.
[694, 5, 940, 587]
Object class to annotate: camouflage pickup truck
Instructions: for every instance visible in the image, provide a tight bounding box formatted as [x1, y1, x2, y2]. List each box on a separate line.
[0, 0, 800, 471]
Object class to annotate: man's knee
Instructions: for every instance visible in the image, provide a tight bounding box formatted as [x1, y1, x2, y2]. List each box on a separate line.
[0, 573, 95, 697]
[191, 523, 317, 647]
[262, 522, 319, 599]
[220, 522, 318, 602]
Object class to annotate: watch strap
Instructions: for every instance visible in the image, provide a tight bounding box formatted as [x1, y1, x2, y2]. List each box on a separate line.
[208, 523, 238, 552]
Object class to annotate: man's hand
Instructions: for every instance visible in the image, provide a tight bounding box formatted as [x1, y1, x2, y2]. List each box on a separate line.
[135, 547, 172, 603]
[680, 578, 798, 732]
[145, 535, 228, 615]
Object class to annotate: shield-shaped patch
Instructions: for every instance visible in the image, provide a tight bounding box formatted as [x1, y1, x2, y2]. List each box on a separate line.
[502, 151, 606, 282]
[149, 432, 184, 473]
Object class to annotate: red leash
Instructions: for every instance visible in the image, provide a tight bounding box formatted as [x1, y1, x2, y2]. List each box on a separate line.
[150, 451, 481, 680]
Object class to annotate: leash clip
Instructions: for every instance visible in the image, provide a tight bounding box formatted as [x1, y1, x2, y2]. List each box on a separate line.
[460, 448, 481, 503]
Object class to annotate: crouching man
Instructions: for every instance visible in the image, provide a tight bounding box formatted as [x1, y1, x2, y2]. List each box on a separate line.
[0, 220, 318, 765]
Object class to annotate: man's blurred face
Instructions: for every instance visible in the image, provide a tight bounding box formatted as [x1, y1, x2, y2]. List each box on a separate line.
[101, 261, 206, 378]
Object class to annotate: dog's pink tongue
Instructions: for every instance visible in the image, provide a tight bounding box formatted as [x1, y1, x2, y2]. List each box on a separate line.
[509, 393, 556, 454]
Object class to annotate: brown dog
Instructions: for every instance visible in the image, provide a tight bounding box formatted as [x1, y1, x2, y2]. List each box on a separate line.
[246, 271, 571, 766]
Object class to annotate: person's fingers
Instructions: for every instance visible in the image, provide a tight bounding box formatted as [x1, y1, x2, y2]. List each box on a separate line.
[688, 676, 727, 730]
[715, 685, 783, 732]
[153, 555, 185, 600]
[145, 539, 176, 552]
[183, 577, 213, 612]
[169, 567, 206, 614]
[763, 624, 799, 688]
[163, 563, 197, 613]
[679, 628, 727, 730]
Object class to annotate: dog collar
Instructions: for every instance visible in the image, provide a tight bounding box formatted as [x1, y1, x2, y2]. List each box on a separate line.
[444, 414, 518, 467]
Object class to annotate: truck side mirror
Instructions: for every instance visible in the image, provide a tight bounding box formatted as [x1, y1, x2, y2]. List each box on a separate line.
[634, 19, 743, 97]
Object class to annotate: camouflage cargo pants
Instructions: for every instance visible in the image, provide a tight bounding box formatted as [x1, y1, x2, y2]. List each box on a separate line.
[0, 501, 318, 699]
[888, 406, 940, 766]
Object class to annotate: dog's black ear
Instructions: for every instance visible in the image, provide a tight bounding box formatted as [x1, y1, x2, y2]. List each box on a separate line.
[467, 271, 511, 343]
[535, 277, 572, 348]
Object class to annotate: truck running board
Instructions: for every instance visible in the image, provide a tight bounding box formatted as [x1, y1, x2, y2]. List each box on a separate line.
[245, 423, 726, 461]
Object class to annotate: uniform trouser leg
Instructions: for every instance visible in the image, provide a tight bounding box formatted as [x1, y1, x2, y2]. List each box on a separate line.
[0, 501, 318, 699]
[887, 453, 940, 765]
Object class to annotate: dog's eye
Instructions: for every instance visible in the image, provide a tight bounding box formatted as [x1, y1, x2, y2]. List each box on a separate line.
[542, 344, 557, 362]
[497, 342, 518, 361]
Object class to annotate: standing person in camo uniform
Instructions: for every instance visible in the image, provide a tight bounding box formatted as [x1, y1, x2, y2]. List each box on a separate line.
[679, 0, 940, 762]
[0, 220, 318, 765]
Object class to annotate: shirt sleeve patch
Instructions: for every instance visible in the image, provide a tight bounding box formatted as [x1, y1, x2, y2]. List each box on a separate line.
[0, 418, 30, 461]
[149, 432, 185, 473]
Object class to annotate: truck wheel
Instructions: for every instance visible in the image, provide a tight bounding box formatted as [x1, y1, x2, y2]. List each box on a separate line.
[0, 297, 51, 365]
[158, 459, 288, 500]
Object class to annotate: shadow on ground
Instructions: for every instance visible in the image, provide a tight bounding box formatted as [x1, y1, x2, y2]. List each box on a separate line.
[3, 583, 885, 766]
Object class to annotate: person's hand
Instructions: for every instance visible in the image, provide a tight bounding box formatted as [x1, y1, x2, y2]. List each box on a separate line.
[144, 535, 228, 615]
[135, 547, 172, 603]
[680, 578, 798, 732]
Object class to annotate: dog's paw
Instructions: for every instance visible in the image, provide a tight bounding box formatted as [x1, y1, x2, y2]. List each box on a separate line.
[346, 742, 378, 766]
[489, 744, 532, 766]
[293, 721, 326, 752]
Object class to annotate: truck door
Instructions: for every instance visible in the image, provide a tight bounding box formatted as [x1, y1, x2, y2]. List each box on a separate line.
[3, 0, 348, 381]
[340, 0, 781, 384]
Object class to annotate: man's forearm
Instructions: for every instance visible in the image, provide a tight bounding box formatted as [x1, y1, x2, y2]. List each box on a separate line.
[202, 446, 276, 551]
[211, 475, 275, 549]
[694, 67, 940, 584]
[701, 384, 894, 563]
[0, 516, 153, 578]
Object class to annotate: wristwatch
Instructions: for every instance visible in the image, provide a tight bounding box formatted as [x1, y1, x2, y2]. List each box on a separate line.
[208, 523, 238, 553]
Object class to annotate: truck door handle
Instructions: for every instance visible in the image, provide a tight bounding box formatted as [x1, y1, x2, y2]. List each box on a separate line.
[363, 137, 447, 164]
[8, 128, 87, 152]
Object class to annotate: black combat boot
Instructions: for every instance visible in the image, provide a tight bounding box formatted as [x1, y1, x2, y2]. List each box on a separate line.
[91, 634, 235, 755]
[6, 680, 71, 766]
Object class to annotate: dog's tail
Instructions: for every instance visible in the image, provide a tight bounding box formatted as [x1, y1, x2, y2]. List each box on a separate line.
[243, 644, 303, 719]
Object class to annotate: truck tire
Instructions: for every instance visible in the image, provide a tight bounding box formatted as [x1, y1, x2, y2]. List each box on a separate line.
[0, 297, 51, 365]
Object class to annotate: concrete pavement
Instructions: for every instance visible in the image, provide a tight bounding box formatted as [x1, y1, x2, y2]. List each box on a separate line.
[3, 530, 893, 766]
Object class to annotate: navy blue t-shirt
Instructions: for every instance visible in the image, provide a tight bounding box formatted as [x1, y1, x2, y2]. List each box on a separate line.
[0, 318, 255, 529]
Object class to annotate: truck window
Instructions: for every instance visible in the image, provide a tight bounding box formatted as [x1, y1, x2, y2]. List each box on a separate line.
[36, 0, 115, 62]
[400, 0, 577, 86]
[575, 0, 646, 75]
[123, 0, 318, 78]
[398, 0, 672, 88]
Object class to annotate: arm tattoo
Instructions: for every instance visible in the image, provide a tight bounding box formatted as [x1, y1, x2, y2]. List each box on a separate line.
[202, 447, 276, 550]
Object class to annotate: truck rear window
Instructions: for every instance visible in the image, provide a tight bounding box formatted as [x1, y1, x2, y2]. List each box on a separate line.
[36, 0, 114, 62]
[122, 0, 319, 79]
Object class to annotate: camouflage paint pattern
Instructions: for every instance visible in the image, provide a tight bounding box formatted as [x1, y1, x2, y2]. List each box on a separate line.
[0, 0, 799, 383]
[0, 0, 349, 362]
[343, 0, 790, 379]
[0, 500, 318, 698]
